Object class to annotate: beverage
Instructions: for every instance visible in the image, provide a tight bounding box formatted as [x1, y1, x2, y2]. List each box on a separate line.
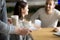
[11, 15, 19, 26]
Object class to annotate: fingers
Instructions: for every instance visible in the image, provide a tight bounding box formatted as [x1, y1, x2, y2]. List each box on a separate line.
[19, 28, 28, 35]
[15, 27, 31, 35]
[8, 18, 12, 24]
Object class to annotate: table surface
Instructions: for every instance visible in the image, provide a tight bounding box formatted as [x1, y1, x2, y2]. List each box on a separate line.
[30, 28, 60, 40]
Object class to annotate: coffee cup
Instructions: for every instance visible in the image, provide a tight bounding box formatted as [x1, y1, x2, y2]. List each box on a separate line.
[11, 15, 19, 26]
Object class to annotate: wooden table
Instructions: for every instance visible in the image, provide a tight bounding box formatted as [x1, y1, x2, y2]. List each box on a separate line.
[30, 28, 60, 40]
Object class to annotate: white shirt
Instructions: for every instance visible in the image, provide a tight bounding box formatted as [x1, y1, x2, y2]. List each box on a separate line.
[31, 8, 60, 28]
[19, 20, 37, 30]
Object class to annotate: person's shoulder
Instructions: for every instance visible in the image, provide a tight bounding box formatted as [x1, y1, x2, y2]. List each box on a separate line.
[54, 9, 60, 13]
[54, 9, 60, 15]
[37, 8, 45, 11]
[35, 8, 45, 14]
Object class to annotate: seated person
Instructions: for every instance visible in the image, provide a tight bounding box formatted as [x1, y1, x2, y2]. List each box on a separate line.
[31, 0, 60, 28]
[9, 1, 41, 40]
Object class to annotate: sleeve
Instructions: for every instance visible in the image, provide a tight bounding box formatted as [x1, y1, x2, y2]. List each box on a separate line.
[34, 19, 41, 26]
[58, 14, 60, 21]
[56, 9, 60, 21]
[0, 20, 16, 34]
[2, 0, 8, 23]
[30, 8, 41, 23]
[28, 21, 37, 30]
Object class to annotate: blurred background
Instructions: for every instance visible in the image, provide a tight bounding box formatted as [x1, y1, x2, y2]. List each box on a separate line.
[6, 0, 59, 15]
[6, 0, 60, 26]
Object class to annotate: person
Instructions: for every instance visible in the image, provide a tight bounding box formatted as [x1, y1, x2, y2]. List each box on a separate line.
[10, 1, 37, 40]
[0, 0, 9, 40]
[31, 0, 60, 28]
[0, 0, 29, 40]
[0, 20, 28, 35]
[0, 0, 8, 23]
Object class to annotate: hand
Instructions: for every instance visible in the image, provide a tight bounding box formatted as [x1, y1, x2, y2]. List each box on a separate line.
[19, 28, 29, 35]
[53, 27, 60, 32]
[15, 27, 29, 35]
[53, 28, 58, 32]
[8, 18, 12, 24]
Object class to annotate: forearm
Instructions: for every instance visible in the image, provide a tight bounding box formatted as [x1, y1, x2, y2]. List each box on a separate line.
[0, 20, 29, 35]
[30, 13, 39, 23]
[0, 20, 16, 34]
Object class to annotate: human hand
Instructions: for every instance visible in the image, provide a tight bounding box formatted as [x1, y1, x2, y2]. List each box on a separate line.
[19, 28, 29, 35]
[53, 27, 60, 32]
[8, 18, 12, 24]
[15, 27, 30, 35]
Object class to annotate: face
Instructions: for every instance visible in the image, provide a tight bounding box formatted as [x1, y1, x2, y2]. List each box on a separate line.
[45, 0, 55, 12]
[21, 4, 29, 16]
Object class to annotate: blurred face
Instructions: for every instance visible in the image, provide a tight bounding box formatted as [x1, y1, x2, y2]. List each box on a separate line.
[45, 0, 55, 13]
[21, 4, 29, 16]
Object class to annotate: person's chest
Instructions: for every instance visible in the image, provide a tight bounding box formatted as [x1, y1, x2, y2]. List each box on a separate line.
[39, 11, 58, 23]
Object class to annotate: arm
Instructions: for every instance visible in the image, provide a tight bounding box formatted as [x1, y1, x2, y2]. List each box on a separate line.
[30, 8, 41, 23]
[0, 20, 15, 34]
[58, 13, 60, 21]
[1, 0, 8, 23]
[0, 20, 28, 35]
[56, 9, 60, 21]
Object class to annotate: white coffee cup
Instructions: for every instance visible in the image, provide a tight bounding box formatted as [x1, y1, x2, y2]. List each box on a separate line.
[11, 15, 19, 26]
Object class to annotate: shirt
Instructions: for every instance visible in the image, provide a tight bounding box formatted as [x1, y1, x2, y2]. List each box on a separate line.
[31, 8, 60, 28]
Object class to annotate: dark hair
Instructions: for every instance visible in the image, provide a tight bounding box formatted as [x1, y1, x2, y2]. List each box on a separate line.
[13, 1, 27, 18]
